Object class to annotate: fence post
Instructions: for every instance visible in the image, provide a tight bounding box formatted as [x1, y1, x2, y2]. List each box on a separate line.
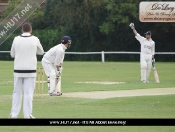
[101, 51, 105, 63]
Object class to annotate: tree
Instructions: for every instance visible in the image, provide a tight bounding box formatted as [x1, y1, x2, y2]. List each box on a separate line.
[1, 0, 22, 19]
[1, 0, 174, 61]
[1, 0, 45, 29]
[99, 0, 138, 35]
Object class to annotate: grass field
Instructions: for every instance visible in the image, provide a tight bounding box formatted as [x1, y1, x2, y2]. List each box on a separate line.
[0, 61, 175, 132]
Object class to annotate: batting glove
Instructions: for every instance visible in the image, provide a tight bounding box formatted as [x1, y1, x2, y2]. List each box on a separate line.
[152, 58, 155, 63]
[56, 66, 63, 77]
[152, 58, 155, 68]
[56, 70, 61, 77]
[59, 66, 63, 73]
[129, 23, 135, 30]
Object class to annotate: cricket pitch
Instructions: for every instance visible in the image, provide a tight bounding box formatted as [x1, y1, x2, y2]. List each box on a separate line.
[63, 88, 175, 99]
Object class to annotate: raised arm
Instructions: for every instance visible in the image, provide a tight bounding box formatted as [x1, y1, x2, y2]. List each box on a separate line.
[133, 29, 138, 36]
[129, 23, 138, 36]
[129, 23, 145, 42]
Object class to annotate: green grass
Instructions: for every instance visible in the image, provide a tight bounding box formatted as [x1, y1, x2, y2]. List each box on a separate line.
[1, 126, 174, 132]
[58, 61, 175, 93]
[1, 61, 175, 94]
[0, 61, 175, 132]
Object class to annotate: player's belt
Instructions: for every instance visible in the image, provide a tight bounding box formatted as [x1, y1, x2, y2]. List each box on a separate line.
[14, 70, 36, 73]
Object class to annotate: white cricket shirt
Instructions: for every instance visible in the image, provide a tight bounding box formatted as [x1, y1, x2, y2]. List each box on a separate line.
[43, 44, 67, 66]
[135, 33, 155, 55]
[10, 33, 44, 77]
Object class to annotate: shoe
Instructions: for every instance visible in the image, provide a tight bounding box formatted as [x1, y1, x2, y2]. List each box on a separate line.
[9, 114, 12, 118]
[146, 80, 150, 83]
[49, 92, 62, 96]
[49, 93, 56, 96]
[30, 115, 35, 119]
[49, 90, 57, 96]
[142, 80, 147, 83]
[9, 114, 17, 118]
[49, 93, 57, 96]
[57, 92, 62, 96]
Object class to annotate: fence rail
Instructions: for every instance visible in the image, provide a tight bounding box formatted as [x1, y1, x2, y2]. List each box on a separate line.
[1, 51, 175, 62]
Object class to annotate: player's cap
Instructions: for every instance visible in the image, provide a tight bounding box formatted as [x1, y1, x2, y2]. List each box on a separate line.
[61, 36, 72, 44]
[144, 31, 151, 35]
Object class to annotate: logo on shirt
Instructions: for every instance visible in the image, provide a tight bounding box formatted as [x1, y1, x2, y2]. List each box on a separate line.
[144, 45, 151, 49]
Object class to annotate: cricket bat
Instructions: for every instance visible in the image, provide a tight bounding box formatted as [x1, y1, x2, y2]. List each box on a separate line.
[152, 62, 160, 83]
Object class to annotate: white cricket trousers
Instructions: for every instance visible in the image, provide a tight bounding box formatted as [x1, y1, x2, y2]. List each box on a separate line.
[10, 77, 36, 118]
[41, 57, 57, 77]
[42, 57, 57, 94]
[140, 53, 152, 81]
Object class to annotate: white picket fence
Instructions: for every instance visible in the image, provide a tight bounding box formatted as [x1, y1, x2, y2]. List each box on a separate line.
[1, 51, 175, 63]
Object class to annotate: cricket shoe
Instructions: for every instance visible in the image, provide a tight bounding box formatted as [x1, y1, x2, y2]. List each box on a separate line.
[49, 93, 57, 96]
[146, 80, 150, 83]
[142, 80, 147, 83]
[49, 90, 57, 96]
[49, 92, 62, 96]
[30, 115, 35, 119]
[56, 92, 62, 96]
[9, 114, 17, 118]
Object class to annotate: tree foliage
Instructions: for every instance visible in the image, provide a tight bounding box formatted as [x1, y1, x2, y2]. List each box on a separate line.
[100, 0, 138, 34]
[1, 0, 45, 29]
[0, 0, 175, 61]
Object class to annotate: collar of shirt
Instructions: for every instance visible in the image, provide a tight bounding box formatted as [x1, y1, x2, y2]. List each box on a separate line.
[146, 38, 152, 42]
[61, 43, 67, 50]
[21, 33, 32, 37]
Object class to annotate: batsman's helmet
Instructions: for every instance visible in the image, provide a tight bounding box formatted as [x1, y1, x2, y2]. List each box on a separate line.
[144, 31, 151, 35]
[61, 36, 72, 45]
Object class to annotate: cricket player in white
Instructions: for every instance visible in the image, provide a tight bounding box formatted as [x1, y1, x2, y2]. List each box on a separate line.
[9, 23, 44, 118]
[42, 36, 71, 96]
[129, 23, 155, 83]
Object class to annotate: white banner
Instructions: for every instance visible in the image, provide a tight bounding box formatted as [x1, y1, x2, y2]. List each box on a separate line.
[139, 1, 175, 22]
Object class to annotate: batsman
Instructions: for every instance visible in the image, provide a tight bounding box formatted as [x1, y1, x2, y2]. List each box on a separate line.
[129, 23, 155, 83]
[42, 36, 72, 96]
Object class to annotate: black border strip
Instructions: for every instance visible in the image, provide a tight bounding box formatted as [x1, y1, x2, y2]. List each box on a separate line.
[0, 119, 175, 126]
